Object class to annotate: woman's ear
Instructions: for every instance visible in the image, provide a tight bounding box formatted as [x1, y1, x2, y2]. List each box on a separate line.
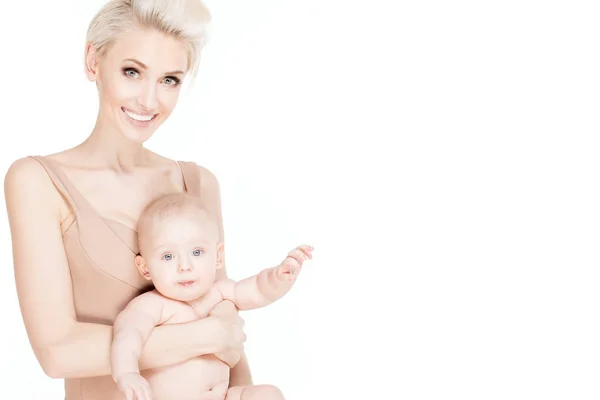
[84, 42, 100, 82]
[135, 255, 152, 280]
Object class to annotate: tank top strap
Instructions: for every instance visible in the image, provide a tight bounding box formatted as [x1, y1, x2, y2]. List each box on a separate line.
[28, 155, 93, 217]
[177, 161, 201, 199]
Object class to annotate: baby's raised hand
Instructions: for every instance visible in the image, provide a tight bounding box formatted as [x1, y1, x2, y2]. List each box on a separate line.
[276, 245, 313, 281]
[115, 372, 152, 400]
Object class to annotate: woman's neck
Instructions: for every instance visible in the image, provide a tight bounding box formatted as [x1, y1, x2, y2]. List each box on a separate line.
[76, 118, 151, 173]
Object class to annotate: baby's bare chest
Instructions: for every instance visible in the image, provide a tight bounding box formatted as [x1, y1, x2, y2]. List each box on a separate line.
[161, 301, 202, 325]
[160, 293, 221, 324]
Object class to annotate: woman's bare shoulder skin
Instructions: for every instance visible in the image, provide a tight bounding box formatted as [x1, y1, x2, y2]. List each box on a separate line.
[4, 156, 65, 217]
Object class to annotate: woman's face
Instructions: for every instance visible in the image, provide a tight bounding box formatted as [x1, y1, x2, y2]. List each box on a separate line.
[86, 28, 189, 143]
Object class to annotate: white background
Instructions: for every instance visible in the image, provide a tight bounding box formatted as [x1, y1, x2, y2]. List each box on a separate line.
[1, 0, 599, 399]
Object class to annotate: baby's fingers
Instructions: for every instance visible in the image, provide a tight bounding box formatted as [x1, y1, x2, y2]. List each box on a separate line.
[291, 245, 313, 262]
[297, 244, 314, 258]
[288, 249, 309, 264]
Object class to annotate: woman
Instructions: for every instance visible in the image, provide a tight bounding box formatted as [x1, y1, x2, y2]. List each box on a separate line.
[4, 0, 252, 398]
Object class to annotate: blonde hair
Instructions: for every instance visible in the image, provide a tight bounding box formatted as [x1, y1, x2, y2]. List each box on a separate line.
[86, 0, 211, 81]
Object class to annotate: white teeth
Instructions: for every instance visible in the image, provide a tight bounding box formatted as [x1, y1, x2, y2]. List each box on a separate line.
[124, 109, 155, 122]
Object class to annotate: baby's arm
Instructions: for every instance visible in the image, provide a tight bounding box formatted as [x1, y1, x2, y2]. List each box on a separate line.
[215, 245, 313, 311]
[111, 291, 165, 397]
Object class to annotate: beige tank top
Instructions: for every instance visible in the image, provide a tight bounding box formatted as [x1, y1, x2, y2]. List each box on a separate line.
[29, 155, 201, 400]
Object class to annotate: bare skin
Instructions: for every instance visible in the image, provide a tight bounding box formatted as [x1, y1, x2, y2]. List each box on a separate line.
[3, 25, 252, 395]
[110, 209, 312, 400]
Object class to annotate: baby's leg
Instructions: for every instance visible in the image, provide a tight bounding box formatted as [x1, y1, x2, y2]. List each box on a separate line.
[226, 384, 285, 400]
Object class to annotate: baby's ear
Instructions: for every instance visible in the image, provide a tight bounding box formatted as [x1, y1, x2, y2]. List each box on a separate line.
[134, 255, 152, 280]
[215, 242, 225, 269]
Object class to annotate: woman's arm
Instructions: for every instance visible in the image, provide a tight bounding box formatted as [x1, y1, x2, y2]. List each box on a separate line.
[198, 165, 254, 387]
[230, 354, 253, 387]
[4, 158, 230, 379]
[37, 316, 220, 379]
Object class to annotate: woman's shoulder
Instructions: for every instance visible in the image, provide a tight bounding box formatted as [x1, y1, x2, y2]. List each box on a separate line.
[174, 158, 220, 189]
[4, 156, 53, 193]
[149, 150, 217, 180]
[4, 156, 63, 214]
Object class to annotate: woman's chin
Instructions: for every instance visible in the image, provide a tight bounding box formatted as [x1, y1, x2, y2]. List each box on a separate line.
[118, 126, 159, 144]
[118, 110, 165, 143]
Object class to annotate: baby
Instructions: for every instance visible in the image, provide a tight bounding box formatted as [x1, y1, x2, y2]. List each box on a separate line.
[110, 192, 312, 400]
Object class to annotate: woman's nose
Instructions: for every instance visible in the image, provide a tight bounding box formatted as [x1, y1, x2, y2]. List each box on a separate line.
[138, 83, 158, 110]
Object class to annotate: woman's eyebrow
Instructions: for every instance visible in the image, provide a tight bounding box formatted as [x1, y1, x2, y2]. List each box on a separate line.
[123, 58, 184, 75]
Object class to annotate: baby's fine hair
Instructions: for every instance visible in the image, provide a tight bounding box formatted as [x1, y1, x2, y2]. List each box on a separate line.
[137, 192, 215, 241]
[86, 0, 211, 81]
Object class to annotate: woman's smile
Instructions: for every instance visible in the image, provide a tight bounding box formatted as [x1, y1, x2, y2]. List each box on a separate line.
[121, 107, 158, 127]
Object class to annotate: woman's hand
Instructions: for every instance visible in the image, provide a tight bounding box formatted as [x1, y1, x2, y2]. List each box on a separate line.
[202, 300, 246, 367]
[115, 372, 152, 400]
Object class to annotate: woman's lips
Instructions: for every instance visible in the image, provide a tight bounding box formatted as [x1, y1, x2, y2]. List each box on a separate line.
[121, 107, 158, 127]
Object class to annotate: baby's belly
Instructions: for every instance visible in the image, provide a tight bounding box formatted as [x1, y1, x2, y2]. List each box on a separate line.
[142, 355, 230, 400]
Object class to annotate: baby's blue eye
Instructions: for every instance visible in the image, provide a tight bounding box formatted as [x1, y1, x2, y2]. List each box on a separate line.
[192, 249, 202, 256]
[163, 253, 173, 261]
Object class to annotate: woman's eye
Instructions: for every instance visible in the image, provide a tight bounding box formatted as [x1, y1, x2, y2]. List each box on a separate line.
[163, 76, 180, 86]
[192, 249, 202, 256]
[162, 253, 173, 261]
[123, 68, 139, 78]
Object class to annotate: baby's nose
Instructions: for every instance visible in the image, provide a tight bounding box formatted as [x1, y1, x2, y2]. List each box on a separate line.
[178, 261, 193, 271]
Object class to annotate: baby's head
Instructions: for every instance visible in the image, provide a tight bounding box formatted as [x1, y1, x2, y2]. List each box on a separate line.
[134, 192, 223, 301]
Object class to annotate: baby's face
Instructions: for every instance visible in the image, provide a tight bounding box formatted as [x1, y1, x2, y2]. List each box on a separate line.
[136, 212, 222, 301]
